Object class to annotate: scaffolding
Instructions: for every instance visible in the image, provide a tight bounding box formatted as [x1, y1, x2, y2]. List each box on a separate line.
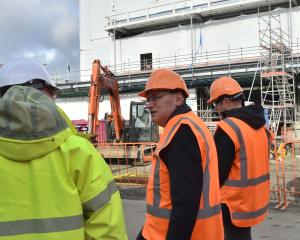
[258, 8, 296, 140]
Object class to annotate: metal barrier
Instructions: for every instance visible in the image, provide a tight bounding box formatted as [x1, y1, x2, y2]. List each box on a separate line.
[270, 141, 282, 208]
[95, 139, 300, 209]
[273, 140, 300, 209]
[95, 142, 157, 186]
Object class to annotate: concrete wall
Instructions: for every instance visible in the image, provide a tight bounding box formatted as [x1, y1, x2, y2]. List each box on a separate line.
[56, 93, 143, 120]
[56, 89, 196, 120]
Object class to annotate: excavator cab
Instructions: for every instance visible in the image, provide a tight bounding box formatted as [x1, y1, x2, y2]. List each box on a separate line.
[124, 101, 159, 142]
[105, 101, 158, 143]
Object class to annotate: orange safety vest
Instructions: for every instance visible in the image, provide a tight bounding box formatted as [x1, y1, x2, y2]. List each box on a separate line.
[143, 111, 224, 240]
[217, 117, 272, 227]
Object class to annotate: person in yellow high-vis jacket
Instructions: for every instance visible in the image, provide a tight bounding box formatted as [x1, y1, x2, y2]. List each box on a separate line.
[0, 59, 128, 240]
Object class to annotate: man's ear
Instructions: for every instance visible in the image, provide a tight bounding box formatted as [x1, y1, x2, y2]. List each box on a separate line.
[175, 92, 185, 105]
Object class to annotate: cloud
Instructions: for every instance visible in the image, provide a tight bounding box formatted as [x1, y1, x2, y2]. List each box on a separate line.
[0, 0, 79, 80]
[22, 49, 58, 62]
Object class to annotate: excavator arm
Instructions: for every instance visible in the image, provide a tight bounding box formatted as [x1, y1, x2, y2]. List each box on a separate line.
[88, 59, 123, 142]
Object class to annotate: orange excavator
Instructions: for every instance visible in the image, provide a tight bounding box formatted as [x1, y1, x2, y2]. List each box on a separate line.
[88, 59, 159, 151]
[87, 59, 158, 162]
[88, 59, 123, 142]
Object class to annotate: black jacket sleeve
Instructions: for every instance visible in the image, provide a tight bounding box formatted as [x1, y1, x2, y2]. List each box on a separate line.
[136, 227, 146, 240]
[160, 124, 203, 240]
[214, 127, 235, 186]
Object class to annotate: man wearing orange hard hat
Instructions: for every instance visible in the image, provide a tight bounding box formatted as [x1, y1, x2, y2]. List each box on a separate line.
[208, 76, 272, 240]
[136, 68, 224, 240]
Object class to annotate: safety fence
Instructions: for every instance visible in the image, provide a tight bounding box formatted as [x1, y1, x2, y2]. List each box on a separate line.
[272, 140, 300, 209]
[95, 142, 156, 186]
[95, 140, 300, 209]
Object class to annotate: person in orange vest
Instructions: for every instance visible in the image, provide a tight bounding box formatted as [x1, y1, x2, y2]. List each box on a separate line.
[136, 68, 224, 240]
[207, 76, 272, 240]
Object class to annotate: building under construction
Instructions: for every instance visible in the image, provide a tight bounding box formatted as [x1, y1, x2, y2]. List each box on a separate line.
[52, 0, 300, 208]
[55, 0, 300, 140]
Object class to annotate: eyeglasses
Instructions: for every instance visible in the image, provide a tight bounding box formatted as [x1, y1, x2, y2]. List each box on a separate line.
[212, 97, 228, 107]
[146, 92, 170, 104]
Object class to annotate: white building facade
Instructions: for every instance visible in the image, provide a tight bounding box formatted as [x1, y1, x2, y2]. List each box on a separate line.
[58, 0, 300, 121]
[80, 0, 300, 76]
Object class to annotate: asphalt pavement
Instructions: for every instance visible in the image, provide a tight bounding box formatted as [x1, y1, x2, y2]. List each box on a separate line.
[123, 199, 300, 240]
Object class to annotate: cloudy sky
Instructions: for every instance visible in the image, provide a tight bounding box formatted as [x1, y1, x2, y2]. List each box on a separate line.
[0, 0, 79, 81]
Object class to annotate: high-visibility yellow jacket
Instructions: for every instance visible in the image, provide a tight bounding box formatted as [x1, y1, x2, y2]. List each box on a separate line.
[0, 86, 128, 240]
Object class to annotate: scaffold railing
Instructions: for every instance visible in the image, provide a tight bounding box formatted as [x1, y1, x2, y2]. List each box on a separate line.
[76, 45, 263, 83]
[104, 0, 288, 31]
[56, 42, 300, 85]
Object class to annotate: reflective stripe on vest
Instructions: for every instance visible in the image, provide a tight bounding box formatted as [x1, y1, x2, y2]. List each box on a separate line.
[83, 179, 118, 217]
[0, 214, 83, 237]
[0, 180, 118, 237]
[223, 118, 271, 188]
[149, 116, 220, 219]
[147, 203, 221, 219]
[232, 204, 269, 220]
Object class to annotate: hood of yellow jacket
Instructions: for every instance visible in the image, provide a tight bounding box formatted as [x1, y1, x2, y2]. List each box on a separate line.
[0, 85, 72, 161]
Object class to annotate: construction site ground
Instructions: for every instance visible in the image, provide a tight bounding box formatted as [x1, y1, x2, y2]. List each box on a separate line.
[120, 188, 300, 240]
[113, 145, 300, 239]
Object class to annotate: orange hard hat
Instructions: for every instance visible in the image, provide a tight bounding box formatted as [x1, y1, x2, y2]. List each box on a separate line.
[207, 76, 243, 103]
[138, 68, 189, 98]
